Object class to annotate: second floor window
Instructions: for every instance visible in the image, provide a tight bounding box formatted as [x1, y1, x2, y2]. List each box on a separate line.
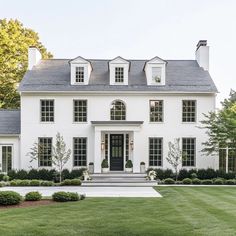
[115, 67, 124, 83]
[38, 137, 52, 167]
[40, 100, 54, 122]
[182, 100, 196, 122]
[150, 100, 163, 122]
[75, 67, 84, 83]
[110, 100, 126, 120]
[74, 100, 87, 122]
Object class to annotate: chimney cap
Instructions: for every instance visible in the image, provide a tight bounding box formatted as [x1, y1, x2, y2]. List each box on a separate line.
[196, 40, 207, 50]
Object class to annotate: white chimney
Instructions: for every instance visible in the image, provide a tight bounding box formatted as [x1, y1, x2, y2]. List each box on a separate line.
[195, 40, 209, 71]
[28, 46, 42, 70]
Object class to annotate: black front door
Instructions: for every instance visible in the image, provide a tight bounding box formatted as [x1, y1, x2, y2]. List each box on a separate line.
[110, 134, 124, 171]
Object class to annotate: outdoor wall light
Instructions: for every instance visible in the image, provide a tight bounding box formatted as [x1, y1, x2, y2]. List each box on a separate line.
[130, 140, 134, 150]
[101, 140, 105, 150]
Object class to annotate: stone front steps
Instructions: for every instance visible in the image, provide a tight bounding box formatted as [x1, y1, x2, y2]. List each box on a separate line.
[82, 173, 157, 187]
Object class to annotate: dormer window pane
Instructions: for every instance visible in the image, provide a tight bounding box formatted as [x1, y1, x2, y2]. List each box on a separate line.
[75, 67, 84, 83]
[115, 67, 124, 83]
[152, 67, 162, 83]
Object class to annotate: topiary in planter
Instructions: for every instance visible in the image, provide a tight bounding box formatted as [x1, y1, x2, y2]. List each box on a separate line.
[68, 192, 79, 201]
[201, 179, 213, 185]
[192, 178, 201, 185]
[30, 180, 41, 186]
[52, 191, 71, 202]
[125, 160, 133, 168]
[182, 178, 192, 185]
[101, 159, 109, 168]
[214, 178, 223, 185]
[0, 191, 22, 205]
[25, 191, 42, 201]
[163, 178, 175, 184]
[225, 179, 236, 185]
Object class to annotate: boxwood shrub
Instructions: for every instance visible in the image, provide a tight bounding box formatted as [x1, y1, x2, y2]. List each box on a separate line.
[68, 192, 79, 201]
[214, 178, 224, 185]
[30, 180, 41, 186]
[61, 179, 81, 186]
[25, 191, 42, 201]
[192, 178, 201, 185]
[182, 178, 192, 185]
[52, 192, 71, 202]
[225, 179, 235, 185]
[201, 179, 213, 185]
[0, 191, 22, 205]
[163, 178, 175, 184]
[41, 181, 54, 186]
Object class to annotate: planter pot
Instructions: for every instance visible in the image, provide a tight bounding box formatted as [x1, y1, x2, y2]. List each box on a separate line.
[102, 168, 109, 173]
[89, 165, 94, 174]
[125, 168, 133, 173]
[140, 164, 146, 173]
[150, 175, 155, 181]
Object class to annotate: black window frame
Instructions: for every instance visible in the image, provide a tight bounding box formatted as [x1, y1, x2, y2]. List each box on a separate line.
[150, 100, 163, 122]
[73, 100, 87, 122]
[75, 66, 85, 83]
[40, 99, 54, 122]
[149, 137, 163, 167]
[73, 137, 87, 167]
[182, 138, 196, 167]
[182, 100, 196, 122]
[110, 100, 126, 121]
[38, 137, 52, 167]
[115, 67, 124, 83]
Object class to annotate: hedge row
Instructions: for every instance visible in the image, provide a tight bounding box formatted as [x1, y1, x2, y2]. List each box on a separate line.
[0, 168, 86, 182]
[148, 168, 236, 180]
[161, 178, 236, 185]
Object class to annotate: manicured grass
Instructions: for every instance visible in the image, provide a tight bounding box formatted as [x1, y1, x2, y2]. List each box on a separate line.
[0, 187, 236, 236]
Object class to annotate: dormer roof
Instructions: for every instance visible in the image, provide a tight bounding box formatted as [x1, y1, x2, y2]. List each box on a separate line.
[143, 56, 167, 71]
[69, 56, 93, 70]
[109, 56, 131, 71]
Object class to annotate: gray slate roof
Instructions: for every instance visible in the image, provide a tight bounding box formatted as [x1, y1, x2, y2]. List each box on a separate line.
[0, 110, 20, 135]
[19, 59, 218, 93]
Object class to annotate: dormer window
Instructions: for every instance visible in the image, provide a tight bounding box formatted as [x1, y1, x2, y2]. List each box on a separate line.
[115, 67, 124, 83]
[75, 67, 84, 83]
[152, 67, 162, 83]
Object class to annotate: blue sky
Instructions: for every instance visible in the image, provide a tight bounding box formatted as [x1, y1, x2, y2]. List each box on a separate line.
[0, 0, 235, 106]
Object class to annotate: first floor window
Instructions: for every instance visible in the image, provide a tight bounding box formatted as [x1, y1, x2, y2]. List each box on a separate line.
[74, 138, 87, 166]
[74, 100, 87, 122]
[38, 138, 52, 167]
[149, 138, 162, 166]
[75, 67, 84, 83]
[182, 100, 196, 122]
[40, 99, 54, 122]
[1, 146, 12, 172]
[182, 138, 195, 167]
[150, 100, 163, 122]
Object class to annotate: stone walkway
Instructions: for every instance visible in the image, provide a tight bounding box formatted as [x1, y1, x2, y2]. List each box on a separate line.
[0, 186, 162, 198]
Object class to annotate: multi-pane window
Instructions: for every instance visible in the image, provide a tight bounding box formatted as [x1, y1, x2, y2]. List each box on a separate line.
[125, 134, 129, 162]
[110, 100, 126, 120]
[38, 138, 52, 167]
[74, 138, 87, 166]
[115, 67, 124, 83]
[75, 67, 84, 83]
[150, 100, 163, 122]
[182, 138, 195, 167]
[149, 138, 162, 166]
[1, 146, 12, 172]
[152, 67, 162, 83]
[74, 100, 87, 122]
[182, 100, 196, 122]
[40, 100, 54, 122]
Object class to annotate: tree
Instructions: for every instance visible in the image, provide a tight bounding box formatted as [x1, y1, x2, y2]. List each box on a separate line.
[0, 19, 52, 108]
[166, 138, 185, 181]
[200, 90, 236, 155]
[52, 133, 71, 183]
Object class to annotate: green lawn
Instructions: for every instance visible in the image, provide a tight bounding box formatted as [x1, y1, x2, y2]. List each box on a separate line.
[1, 187, 236, 236]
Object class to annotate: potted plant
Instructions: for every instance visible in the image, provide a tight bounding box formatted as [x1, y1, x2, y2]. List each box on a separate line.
[101, 159, 109, 173]
[140, 162, 145, 173]
[83, 169, 91, 181]
[88, 162, 94, 173]
[125, 160, 133, 172]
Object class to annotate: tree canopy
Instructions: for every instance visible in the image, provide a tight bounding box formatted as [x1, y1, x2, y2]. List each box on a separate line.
[201, 90, 236, 154]
[0, 19, 52, 108]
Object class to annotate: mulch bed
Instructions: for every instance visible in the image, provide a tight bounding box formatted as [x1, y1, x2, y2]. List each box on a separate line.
[0, 200, 56, 210]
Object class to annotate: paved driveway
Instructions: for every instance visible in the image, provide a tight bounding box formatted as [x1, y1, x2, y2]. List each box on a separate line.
[0, 186, 161, 197]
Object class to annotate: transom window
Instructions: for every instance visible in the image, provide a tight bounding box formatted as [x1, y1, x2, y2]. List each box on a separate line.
[182, 138, 195, 167]
[73, 138, 87, 166]
[74, 100, 87, 122]
[38, 138, 52, 167]
[182, 100, 196, 122]
[110, 100, 126, 120]
[40, 100, 54, 122]
[115, 67, 124, 83]
[149, 138, 163, 166]
[152, 67, 162, 83]
[150, 100, 163, 122]
[75, 67, 84, 83]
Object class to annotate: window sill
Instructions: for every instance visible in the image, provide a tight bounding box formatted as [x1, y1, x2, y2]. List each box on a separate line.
[39, 122, 55, 124]
[72, 122, 88, 124]
[181, 122, 197, 124]
[149, 122, 164, 124]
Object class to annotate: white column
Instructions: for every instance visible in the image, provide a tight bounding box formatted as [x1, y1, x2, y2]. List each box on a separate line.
[132, 131, 140, 173]
[94, 130, 102, 173]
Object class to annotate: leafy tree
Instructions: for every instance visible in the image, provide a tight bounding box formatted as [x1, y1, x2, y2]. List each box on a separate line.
[52, 133, 71, 183]
[0, 19, 52, 108]
[201, 90, 236, 154]
[166, 138, 186, 181]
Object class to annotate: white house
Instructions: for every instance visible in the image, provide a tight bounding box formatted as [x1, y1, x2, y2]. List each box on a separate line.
[0, 40, 220, 174]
